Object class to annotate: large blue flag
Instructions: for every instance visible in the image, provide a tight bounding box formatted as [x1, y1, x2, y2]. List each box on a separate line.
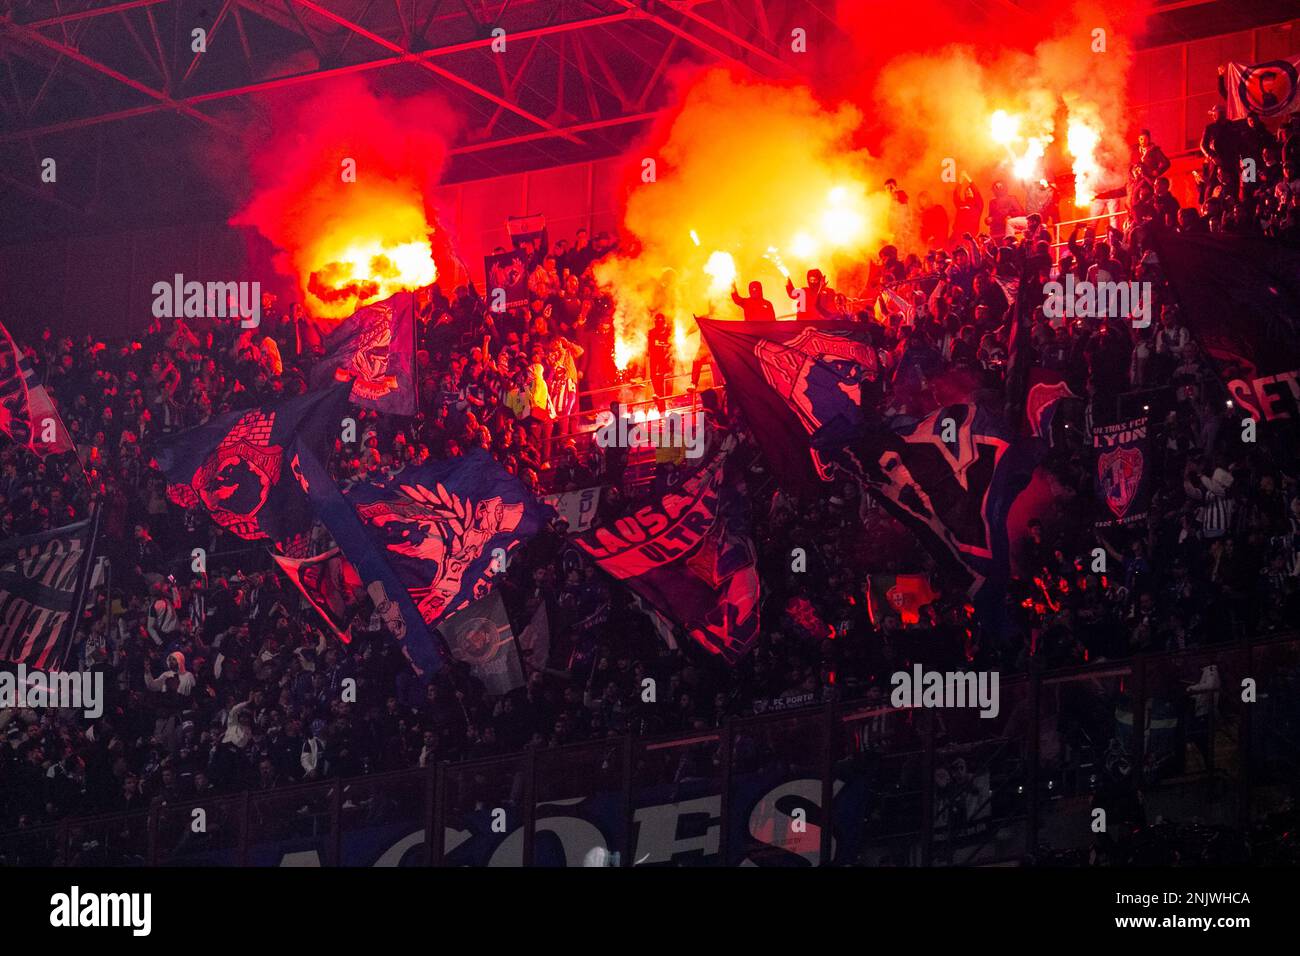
[697, 318, 878, 493]
[311, 290, 417, 416]
[156, 384, 349, 557]
[306, 449, 552, 676]
[835, 402, 1042, 632]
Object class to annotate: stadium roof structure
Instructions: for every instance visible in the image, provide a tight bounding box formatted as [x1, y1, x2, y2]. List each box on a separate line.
[0, 0, 839, 234]
[0, 0, 1290, 237]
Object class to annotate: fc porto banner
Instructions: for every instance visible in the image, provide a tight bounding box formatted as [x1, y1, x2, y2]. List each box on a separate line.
[311, 291, 417, 416]
[439, 590, 524, 696]
[156, 384, 349, 557]
[573, 444, 761, 663]
[1224, 56, 1300, 122]
[483, 249, 530, 310]
[697, 318, 878, 492]
[1092, 414, 1152, 529]
[271, 548, 363, 642]
[840, 403, 1041, 625]
[1150, 230, 1300, 425]
[0, 321, 74, 458]
[0, 519, 97, 669]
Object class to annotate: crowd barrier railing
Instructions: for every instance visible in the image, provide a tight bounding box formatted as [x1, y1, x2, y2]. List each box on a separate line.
[2, 631, 1295, 867]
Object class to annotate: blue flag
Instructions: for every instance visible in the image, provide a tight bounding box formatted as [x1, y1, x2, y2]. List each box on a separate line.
[156, 384, 349, 557]
[837, 402, 1042, 632]
[697, 318, 878, 493]
[306, 449, 553, 676]
[311, 290, 417, 415]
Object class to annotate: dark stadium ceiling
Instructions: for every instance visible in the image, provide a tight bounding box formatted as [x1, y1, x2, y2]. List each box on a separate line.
[0, 0, 1290, 238]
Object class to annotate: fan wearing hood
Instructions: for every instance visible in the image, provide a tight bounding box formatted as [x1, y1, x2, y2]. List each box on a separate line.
[143, 651, 196, 697]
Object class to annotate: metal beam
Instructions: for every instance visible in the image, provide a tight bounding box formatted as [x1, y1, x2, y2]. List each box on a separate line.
[0, 9, 638, 141]
[21, 0, 171, 30]
[611, 0, 790, 77]
[0, 167, 85, 214]
[449, 109, 663, 155]
[293, 0, 583, 143]
[667, 0, 794, 75]
[0, 15, 225, 129]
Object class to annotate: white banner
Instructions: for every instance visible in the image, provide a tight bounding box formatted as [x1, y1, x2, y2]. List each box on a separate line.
[540, 485, 604, 533]
[1224, 56, 1300, 122]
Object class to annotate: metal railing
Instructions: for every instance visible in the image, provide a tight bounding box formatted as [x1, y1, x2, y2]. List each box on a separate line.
[1050, 207, 1131, 259]
[4, 631, 1295, 867]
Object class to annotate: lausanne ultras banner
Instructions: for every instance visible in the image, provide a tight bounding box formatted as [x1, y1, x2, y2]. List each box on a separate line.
[573, 443, 761, 663]
[839, 403, 1041, 626]
[0, 320, 74, 457]
[156, 384, 349, 557]
[271, 548, 363, 642]
[697, 319, 877, 492]
[311, 448, 552, 671]
[1150, 230, 1300, 425]
[438, 590, 524, 696]
[311, 291, 417, 416]
[1224, 56, 1300, 122]
[0, 519, 96, 669]
[1092, 414, 1152, 529]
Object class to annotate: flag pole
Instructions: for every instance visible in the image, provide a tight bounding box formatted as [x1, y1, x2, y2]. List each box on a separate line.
[65, 501, 103, 671]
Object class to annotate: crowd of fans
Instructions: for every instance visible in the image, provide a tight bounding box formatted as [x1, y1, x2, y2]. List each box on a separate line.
[2, 94, 1299, 866]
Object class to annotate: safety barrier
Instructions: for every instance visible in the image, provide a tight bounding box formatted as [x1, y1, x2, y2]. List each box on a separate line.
[3, 631, 1295, 866]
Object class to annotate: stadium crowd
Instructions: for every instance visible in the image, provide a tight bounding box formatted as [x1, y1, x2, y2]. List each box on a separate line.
[2, 96, 1299, 861]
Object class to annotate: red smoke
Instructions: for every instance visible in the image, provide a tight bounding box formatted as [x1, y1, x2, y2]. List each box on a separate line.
[229, 78, 460, 320]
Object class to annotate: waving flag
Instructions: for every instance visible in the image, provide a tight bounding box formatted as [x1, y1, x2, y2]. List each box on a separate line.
[311, 290, 416, 415]
[311, 448, 552, 664]
[1150, 230, 1300, 425]
[574, 443, 761, 663]
[698, 318, 877, 492]
[271, 548, 363, 642]
[839, 403, 1041, 628]
[1223, 56, 1300, 122]
[0, 516, 99, 669]
[506, 213, 548, 258]
[439, 590, 524, 695]
[866, 573, 940, 626]
[155, 384, 348, 557]
[1024, 368, 1080, 440]
[516, 601, 550, 673]
[293, 445, 442, 676]
[0, 321, 74, 458]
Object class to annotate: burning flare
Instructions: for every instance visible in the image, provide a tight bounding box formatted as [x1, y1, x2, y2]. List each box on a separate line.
[597, 69, 889, 372]
[229, 79, 454, 322]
